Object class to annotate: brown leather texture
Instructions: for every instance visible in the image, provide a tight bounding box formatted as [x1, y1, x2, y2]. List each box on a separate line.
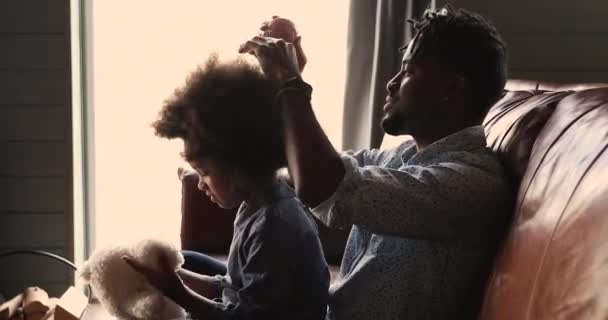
[484, 90, 566, 185]
[506, 79, 608, 92]
[480, 81, 608, 320]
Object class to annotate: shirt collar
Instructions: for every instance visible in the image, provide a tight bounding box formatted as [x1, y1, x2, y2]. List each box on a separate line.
[270, 179, 295, 200]
[240, 180, 294, 213]
[405, 125, 488, 166]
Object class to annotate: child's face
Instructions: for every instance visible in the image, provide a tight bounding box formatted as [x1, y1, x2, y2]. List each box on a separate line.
[188, 158, 245, 209]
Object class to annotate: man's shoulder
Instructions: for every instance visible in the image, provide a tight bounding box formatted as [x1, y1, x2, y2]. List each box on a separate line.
[342, 138, 416, 167]
[442, 146, 506, 175]
[374, 137, 417, 157]
[438, 147, 513, 204]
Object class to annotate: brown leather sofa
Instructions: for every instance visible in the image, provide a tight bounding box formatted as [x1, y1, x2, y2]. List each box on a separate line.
[179, 79, 608, 319]
[480, 80, 608, 320]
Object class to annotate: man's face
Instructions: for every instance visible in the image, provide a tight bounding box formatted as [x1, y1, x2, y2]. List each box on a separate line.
[381, 37, 445, 136]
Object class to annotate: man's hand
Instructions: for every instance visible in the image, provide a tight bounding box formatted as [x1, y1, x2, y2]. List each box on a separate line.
[258, 16, 307, 72]
[122, 254, 186, 303]
[238, 35, 301, 83]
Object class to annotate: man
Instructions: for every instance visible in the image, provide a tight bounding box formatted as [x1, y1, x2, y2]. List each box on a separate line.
[240, 5, 513, 319]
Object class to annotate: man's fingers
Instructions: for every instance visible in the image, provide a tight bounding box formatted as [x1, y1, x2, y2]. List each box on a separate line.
[285, 42, 300, 71]
[238, 41, 253, 54]
[237, 35, 300, 81]
[275, 39, 287, 50]
[259, 21, 270, 31]
[238, 36, 267, 54]
[293, 36, 307, 72]
[238, 36, 282, 55]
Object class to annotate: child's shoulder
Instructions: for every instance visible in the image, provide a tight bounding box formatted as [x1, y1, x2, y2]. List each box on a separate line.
[243, 181, 316, 237]
[252, 198, 316, 238]
[265, 196, 309, 224]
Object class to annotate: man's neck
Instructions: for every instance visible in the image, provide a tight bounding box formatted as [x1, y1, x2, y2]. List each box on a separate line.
[413, 123, 478, 151]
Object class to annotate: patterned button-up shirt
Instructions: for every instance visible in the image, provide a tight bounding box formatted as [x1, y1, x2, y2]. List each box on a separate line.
[312, 126, 513, 320]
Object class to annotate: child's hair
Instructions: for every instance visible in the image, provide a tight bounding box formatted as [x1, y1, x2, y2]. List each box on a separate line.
[153, 54, 285, 181]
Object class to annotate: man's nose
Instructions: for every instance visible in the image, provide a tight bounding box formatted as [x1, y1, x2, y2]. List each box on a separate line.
[386, 74, 400, 94]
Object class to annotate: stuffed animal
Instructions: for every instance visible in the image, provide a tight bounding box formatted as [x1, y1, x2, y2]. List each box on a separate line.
[79, 239, 188, 320]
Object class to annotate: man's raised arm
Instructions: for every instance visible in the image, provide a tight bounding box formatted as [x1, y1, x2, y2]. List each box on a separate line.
[238, 36, 344, 207]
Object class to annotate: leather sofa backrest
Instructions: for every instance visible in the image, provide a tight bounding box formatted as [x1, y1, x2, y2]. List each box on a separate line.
[506, 79, 608, 92]
[480, 82, 608, 320]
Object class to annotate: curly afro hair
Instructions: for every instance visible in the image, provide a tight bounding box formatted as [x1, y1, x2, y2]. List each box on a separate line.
[153, 54, 284, 181]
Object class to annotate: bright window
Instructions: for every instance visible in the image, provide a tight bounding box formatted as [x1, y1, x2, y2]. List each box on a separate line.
[89, 1, 348, 248]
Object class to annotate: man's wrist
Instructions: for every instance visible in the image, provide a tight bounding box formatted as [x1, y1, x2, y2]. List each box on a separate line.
[275, 76, 313, 105]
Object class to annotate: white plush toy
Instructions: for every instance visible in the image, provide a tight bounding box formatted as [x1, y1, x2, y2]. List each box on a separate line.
[79, 239, 189, 320]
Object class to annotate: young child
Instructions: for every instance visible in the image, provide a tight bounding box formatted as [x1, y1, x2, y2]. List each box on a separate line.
[130, 54, 330, 320]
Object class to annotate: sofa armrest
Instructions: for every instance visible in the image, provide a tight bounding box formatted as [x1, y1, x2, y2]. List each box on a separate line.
[179, 168, 237, 254]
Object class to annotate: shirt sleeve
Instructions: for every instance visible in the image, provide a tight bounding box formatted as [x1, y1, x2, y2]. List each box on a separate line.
[311, 152, 509, 243]
[216, 217, 294, 319]
[344, 148, 387, 167]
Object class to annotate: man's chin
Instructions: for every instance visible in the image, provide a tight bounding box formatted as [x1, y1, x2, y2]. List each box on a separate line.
[215, 201, 240, 210]
[381, 114, 404, 136]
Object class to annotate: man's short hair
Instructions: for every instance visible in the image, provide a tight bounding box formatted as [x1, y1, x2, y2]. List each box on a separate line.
[407, 5, 508, 120]
[153, 54, 285, 181]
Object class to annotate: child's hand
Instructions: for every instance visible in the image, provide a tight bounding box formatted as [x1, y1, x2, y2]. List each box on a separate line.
[122, 254, 186, 303]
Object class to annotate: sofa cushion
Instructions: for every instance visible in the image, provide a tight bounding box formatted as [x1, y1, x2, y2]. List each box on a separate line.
[506, 79, 608, 92]
[498, 103, 555, 179]
[484, 90, 566, 185]
[480, 86, 608, 320]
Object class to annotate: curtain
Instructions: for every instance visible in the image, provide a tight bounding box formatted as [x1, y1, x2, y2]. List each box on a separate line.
[341, 0, 432, 150]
